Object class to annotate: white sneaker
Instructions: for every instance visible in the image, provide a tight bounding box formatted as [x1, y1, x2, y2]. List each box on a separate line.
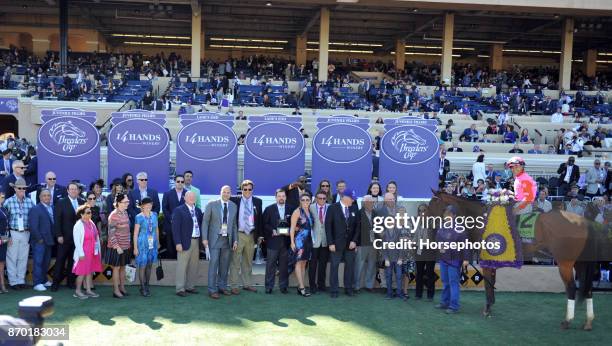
[33, 284, 47, 292]
[43, 281, 53, 287]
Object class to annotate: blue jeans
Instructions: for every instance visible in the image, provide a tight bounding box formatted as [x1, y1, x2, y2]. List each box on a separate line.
[32, 242, 52, 286]
[385, 261, 403, 297]
[439, 261, 461, 311]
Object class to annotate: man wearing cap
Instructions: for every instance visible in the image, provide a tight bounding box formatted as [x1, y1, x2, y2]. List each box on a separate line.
[507, 156, 536, 215]
[325, 187, 360, 298]
[3, 177, 35, 289]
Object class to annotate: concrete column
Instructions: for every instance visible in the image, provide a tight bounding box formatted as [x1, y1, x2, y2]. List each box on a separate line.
[440, 12, 454, 85]
[489, 43, 503, 71]
[559, 17, 574, 91]
[296, 34, 307, 67]
[59, 0, 68, 73]
[395, 39, 405, 71]
[318, 7, 330, 82]
[583, 49, 597, 77]
[200, 30, 205, 61]
[31, 37, 50, 57]
[191, 5, 202, 78]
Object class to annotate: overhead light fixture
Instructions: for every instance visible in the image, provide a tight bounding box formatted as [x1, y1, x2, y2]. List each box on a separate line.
[412, 8, 419, 13]
[210, 37, 288, 44]
[477, 55, 490, 58]
[266, 2, 272, 6]
[307, 48, 373, 54]
[307, 41, 382, 47]
[210, 44, 284, 50]
[503, 49, 561, 54]
[423, 35, 506, 45]
[598, 52, 612, 56]
[124, 41, 191, 47]
[391, 51, 460, 57]
[112, 34, 191, 40]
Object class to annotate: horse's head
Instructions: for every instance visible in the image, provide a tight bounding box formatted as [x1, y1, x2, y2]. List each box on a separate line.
[49, 120, 87, 143]
[391, 129, 426, 150]
[427, 188, 486, 219]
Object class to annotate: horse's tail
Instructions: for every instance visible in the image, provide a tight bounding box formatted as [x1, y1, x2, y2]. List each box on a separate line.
[575, 261, 596, 303]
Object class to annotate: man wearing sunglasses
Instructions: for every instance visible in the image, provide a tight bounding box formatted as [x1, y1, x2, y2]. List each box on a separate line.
[183, 171, 201, 210]
[229, 179, 263, 294]
[162, 175, 187, 259]
[3, 177, 35, 290]
[35, 171, 65, 206]
[1, 160, 30, 199]
[128, 172, 160, 224]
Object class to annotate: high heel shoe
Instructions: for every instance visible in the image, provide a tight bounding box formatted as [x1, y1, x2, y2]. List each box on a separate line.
[113, 292, 124, 299]
[297, 287, 311, 297]
[120, 290, 129, 296]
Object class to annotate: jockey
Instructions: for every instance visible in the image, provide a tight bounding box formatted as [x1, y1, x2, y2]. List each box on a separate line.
[507, 156, 536, 214]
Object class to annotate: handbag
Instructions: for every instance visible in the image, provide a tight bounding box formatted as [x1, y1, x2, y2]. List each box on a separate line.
[156, 258, 164, 281]
[125, 264, 137, 283]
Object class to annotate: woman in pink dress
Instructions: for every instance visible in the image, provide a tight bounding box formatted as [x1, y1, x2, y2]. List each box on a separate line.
[72, 204, 103, 299]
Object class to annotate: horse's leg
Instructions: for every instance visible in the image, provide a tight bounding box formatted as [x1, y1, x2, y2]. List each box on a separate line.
[581, 262, 596, 331]
[482, 267, 496, 317]
[558, 260, 576, 330]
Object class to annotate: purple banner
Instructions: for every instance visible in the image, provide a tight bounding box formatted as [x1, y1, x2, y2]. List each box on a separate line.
[312, 115, 372, 197]
[379, 117, 439, 198]
[108, 110, 169, 192]
[37, 108, 100, 186]
[244, 113, 305, 195]
[176, 112, 237, 194]
[0, 98, 18, 113]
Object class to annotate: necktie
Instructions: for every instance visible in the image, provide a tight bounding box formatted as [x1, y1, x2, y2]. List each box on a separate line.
[223, 202, 228, 224]
[243, 199, 252, 233]
[71, 199, 77, 211]
[319, 206, 324, 224]
[344, 206, 349, 219]
[47, 206, 53, 223]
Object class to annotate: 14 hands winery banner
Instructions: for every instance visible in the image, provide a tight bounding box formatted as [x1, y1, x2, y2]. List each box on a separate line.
[37, 110, 438, 198]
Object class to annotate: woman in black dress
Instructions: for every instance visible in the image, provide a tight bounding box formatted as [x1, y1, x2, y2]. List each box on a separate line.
[290, 193, 314, 297]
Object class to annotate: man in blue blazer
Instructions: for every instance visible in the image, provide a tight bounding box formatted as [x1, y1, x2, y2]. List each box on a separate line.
[202, 185, 238, 299]
[128, 172, 160, 223]
[29, 189, 55, 291]
[35, 171, 66, 206]
[162, 175, 187, 259]
[172, 191, 203, 297]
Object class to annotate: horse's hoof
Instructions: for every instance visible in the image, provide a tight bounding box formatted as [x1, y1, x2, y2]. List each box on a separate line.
[560, 320, 571, 330]
[583, 323, 592, 331]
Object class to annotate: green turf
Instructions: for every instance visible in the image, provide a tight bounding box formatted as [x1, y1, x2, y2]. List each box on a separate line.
[0, 287, 609, 345]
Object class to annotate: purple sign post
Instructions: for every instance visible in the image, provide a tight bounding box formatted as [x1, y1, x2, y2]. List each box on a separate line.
[38, 108, 100, 186]
[312, 115, 372, 196]
[244, 114, 305, 195]
[379, 116, 439, 198]
[0, 98, 19, 114]
[108, 110, 169, 192]
[176, 112, 237, 194]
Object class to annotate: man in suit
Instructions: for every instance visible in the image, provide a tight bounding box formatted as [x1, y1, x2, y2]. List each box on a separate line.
[35, 171, 65, 206]
[202, 185, 238, 299]
[354, 195, 379, 293]
[308, 190, 330, 294]
[229, 179, 263, 294]
[162, 175, 187, 259]
[331, 180, 347, 203]
[128, 171, 160, 224]
[183, 171, 202, 210]
[23, 148, 37, 187]
[0, 149, 13, 180]
[263, 189, 294, 294]
[1, 160, 27, 198]
[325, 188, 360, 298]
[585, 159, 607, 198]
[172, 191, 203, 297]
[283, 175, 309, 207]
[446, 141, 463, 152]
[557, 156, 580, 198]
[51, 182, 85, 291]
[28, 189, 55, 291]
[439, 150, 450, 187]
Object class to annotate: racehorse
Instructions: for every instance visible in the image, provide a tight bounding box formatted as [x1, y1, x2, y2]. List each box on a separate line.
[427, 191, 611, 330]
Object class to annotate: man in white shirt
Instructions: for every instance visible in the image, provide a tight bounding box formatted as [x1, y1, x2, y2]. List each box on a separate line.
[533, 187, 552, 213]
[551, 108, 564, 123]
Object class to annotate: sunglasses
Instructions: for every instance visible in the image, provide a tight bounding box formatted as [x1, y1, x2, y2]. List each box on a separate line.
[242, 188, 252, 191]
[300, 198, 311, 202]
[176, 180, 185, 183]
[316, 197, 326, 200]
[138, 178, 148, 181]
[47, 177, 57, 180]
[126, 179, 133, 182]
[87, 197, 96, 200]
[15, 167, 26, 169]
[321, 184, 330, 187]
[84, 211, 92, 215]
[15, 187, 26, 190]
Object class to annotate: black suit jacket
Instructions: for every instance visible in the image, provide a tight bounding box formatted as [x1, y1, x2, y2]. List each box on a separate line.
[325, 202, 360, 250]
[53, 196, 85, 242]
[331, 193, 358, 206]
[24, 156, 38, 187]
[230, 196, 263, 241]
[128, 188, 161, 223]
[171, 204, 203, 251]
[262, 203, 294, 250]
[557, 163, 580, 185]
[35, 184, 66, 205]
[29, 203, 55, 246]
[162, 189, 186, 233]
[282, 185, 312, 208]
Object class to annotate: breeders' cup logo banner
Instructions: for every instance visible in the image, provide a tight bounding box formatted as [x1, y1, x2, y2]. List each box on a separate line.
[0, 98, 19, 113]
[312, 115, 372, 196]
[108, 110, 169, 191]
[38, 108, 100, 186]
[177, 112, 237, 194]
[380, 117, 439, 198]
[245, 114, 305, 194]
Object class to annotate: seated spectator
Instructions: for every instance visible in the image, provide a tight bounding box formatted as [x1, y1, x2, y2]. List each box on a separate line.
[462, 124, 479, 142]
[300, 128, 309, 139]
[484, 164, 498, 180]
[486, 122, 500, 135]
[533, 187, 552, 213]
[546, 145, 556, 155]
[551, 107, 564, 123]
[519, 129, 531, 144]
[447, 141, 463, 152]
[503, 125, 518, 143]
[508, 143, 524, 154]
[527, 144, 543, 154]
[235, 110, 247, 121]
[440, 125, 452, 142]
